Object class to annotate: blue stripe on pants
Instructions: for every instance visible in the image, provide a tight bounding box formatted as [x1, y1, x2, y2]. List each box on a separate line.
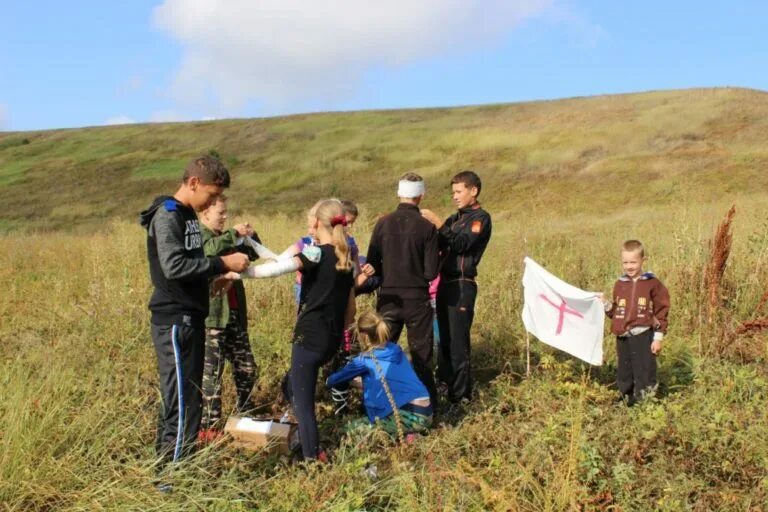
[171, 325, 185, 462]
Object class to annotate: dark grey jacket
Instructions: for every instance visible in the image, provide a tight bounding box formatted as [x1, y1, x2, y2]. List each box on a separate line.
[140, 196, 224, 327]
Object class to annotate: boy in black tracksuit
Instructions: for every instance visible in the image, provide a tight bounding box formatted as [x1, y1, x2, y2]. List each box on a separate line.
[422, 171, 492, 403]
[139, 156, 249, 467]
[366, 173, 439, 406]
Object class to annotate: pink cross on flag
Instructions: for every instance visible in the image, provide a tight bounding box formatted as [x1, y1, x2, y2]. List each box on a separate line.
[521, 257, 604, 366]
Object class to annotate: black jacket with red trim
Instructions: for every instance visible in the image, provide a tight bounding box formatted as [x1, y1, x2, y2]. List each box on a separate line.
[438, 203, 492, 280]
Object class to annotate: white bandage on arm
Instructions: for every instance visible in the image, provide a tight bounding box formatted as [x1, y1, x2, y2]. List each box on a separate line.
[653, 332, 664, 342]
[397, 180, 425, 198]
[246, 237, 279, 260]
[242, 257, 299, 278]
[277, 246, 297, 261]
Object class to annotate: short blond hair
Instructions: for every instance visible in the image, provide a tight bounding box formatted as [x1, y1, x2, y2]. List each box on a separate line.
[621, 239, 645, 258]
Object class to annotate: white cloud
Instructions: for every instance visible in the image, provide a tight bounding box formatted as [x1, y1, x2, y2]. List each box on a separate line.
[153, 0, 553, 114]
[104, 115, 137, 126]
[0, 104, 8, 130]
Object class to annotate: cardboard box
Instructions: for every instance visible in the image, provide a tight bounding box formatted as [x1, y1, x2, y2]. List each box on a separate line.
[224, 416, 296, 455]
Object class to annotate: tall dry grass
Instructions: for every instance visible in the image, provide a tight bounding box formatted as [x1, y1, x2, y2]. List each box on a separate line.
[2, 194, 768, 510]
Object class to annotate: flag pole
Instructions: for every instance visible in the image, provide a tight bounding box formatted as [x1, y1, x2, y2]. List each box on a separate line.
[525, 330, 531, 378]
[522, 249, 530, 378]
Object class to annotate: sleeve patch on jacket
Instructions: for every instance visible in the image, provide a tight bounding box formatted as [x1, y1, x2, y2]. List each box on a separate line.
[471, 220, 482, 233]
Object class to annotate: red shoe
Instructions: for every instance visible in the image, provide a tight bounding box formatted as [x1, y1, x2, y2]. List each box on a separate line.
[317, 450, 329, 463]
[198, 428, 223, 445]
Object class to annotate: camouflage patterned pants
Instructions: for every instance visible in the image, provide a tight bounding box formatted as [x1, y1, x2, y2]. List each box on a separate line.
[201, 310, 257, 429]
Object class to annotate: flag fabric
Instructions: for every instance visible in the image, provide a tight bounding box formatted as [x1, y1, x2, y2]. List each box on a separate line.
[521, 257, 604, 365]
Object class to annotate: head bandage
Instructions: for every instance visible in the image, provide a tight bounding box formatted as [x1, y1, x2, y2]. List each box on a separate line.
[397, 180, 425, 198]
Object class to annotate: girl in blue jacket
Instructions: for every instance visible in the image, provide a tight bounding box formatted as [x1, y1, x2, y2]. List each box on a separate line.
[326, 311, 433, 438]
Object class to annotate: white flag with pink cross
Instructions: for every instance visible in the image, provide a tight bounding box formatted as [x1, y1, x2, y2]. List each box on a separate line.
[521, 257, 605, 366]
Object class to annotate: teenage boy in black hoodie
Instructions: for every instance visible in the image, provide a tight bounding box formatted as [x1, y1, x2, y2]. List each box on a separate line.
[139, 156, 249, 472]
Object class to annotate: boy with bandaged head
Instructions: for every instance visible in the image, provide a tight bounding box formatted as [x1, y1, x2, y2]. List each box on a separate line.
[366, 173, 440, 407]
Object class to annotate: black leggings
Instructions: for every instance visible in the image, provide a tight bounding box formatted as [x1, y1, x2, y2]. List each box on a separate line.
[282, 343, 329, 460]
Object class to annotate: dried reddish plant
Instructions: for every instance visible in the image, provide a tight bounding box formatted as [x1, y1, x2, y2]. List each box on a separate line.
[705, 205, 736, 325]
[735, 318, 768, 335]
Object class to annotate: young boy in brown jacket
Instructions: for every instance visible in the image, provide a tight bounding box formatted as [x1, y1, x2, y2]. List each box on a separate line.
[604, 240, 670, 405]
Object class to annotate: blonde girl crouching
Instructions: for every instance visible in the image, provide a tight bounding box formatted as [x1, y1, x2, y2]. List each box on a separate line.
[326, 310, 433, 440]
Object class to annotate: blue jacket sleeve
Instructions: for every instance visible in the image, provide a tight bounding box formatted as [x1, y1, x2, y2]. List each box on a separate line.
[326, 358, 368, 389]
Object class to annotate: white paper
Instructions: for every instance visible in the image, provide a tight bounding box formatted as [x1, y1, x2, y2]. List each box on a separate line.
[235, 418, 273, 434]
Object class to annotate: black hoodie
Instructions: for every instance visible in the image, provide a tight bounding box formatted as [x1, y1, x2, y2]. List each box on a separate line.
[139, 196, 225, 327]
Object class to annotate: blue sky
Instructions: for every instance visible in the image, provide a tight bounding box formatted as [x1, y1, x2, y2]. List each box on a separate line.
[1, 1, 766, 131]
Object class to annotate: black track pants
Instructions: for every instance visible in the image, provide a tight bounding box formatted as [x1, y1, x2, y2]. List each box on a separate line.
[436, 280, 477, 402]
[151, 322, 205, 465]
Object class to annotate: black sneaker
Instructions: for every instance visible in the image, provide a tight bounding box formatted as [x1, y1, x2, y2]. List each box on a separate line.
[155, 482, 173, 494]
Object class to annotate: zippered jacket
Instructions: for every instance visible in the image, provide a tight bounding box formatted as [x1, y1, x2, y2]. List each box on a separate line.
[201, 225, 253, 330]
[438, 203, 492, 280]
[139, 196, 224, 327]
[606, 272, 670, 338]
[326, 342, 430, 423]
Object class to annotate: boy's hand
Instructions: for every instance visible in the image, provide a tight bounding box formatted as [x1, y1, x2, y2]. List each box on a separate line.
[234, 223, 254, 237]
[651, 340, 663, 355]
[361, 263, 375, 277]
[211, 271, 239, 296]
[420, 209, 444, 229]
[221, 252, 250, 272]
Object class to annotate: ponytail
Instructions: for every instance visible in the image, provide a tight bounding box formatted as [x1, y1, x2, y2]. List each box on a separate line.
[331, 223, 352, 272]
[314, 200, 353, 273]
[374, 317, 390, 345]
[356, 310, 390, 348]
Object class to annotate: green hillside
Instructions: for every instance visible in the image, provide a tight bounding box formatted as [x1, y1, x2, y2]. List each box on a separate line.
[3, 88, 768, 510]
[1, 87, 767, 232]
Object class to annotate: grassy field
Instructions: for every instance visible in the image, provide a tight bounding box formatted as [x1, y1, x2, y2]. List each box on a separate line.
[2, 88, 768, 510]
